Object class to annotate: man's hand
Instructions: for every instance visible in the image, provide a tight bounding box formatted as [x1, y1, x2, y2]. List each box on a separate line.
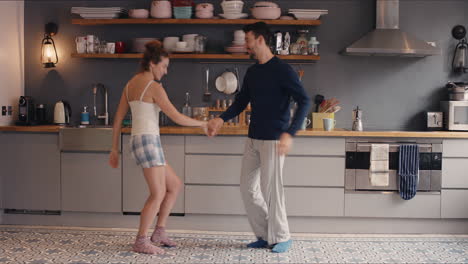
[109, 149, 119, 168]
[278, 132, 293, 156]
[207, 117, 224, 137]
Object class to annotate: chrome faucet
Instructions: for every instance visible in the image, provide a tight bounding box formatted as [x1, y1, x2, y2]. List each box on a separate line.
[92, 83, 109, 126]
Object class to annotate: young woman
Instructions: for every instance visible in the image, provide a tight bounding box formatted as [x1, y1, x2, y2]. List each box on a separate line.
[109, 41, 207, 254]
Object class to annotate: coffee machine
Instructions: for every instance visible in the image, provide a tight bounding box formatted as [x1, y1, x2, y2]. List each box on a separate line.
[16, 96, 37, 126]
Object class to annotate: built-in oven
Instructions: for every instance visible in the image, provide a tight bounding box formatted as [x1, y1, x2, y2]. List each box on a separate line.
[345, 139, 442, 192]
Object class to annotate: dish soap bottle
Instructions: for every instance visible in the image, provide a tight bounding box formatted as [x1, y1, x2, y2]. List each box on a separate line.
[182, 92, 192, 117]
[81, 106, 90, 125]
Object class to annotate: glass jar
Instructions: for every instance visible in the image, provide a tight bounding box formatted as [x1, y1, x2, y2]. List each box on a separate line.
[296, 30, 309, 55]
[308, 37, 320, 56]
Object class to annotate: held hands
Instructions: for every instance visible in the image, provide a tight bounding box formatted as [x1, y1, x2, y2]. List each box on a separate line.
[200, 121, 208, 136]
[109, 149, 119, 168]
[207, 117, 224, 137]
[278, 132, 293, 156]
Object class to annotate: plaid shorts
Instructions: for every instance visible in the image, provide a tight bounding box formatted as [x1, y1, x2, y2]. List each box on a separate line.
[129, 134, 166, 168]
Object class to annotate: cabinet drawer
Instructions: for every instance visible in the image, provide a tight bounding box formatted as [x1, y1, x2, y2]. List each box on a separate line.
[122, 135, 185, 213]
[185, 185, 244, 215]
[61, 152, 121, 213]
[284, 157, 344, 187]
[186, 185, 344, 216]
[186, 136, 246, 154]
[185, 155, 242, 184]
[289, 137, 345, 156]
[285, 188, 344, 216]
[443, 139, 468, 157]
[345, 193, 441, 218]
[441, 190, 468, 218]
[442, 158, 468, 188]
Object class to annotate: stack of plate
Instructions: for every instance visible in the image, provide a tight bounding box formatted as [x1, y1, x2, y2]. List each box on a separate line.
[71, 7, 127, 19]
[225, 44, 247, 54]
[288, 9, 328, 20]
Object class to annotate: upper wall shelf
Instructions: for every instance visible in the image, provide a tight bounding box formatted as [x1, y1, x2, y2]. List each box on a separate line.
[71, 53, 320, 61]
[71, 18, 321, 26]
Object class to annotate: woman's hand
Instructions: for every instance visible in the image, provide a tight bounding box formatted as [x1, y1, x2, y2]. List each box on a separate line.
[200, 121, 209, 136]
[109, 149, 119, 168]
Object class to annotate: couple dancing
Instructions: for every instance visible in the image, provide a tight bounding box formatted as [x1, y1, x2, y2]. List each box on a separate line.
[109, 22, 311, 254]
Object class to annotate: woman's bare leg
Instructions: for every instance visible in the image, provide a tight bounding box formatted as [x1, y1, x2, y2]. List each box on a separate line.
[151, 164, 182, 247]
[133, 166, 166, 254]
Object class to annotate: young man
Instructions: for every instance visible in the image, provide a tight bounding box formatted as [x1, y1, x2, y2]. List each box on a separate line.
[207, 22, 311, 253]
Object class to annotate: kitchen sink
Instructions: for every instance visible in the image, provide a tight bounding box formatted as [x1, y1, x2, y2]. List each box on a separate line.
[59, 126, 117, 152]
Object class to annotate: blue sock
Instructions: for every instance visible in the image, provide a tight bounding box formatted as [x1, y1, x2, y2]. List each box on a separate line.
[247, 238, 268, 248]
[271, 239, 292, 253]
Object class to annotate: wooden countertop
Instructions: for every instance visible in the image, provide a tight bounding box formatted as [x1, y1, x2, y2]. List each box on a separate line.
[2, 125, 468, 138]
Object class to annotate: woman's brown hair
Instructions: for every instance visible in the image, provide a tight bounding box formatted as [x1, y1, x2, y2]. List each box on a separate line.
[139, 40, 169, 72]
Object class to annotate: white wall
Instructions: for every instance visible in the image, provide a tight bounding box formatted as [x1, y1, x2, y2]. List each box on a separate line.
[0, 0, 24, 126]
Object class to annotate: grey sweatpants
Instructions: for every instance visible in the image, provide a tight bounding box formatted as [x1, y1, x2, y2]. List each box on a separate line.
[240, 138, 290, 245]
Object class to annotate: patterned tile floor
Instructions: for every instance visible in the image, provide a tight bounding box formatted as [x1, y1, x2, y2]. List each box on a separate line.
[0, 226, 467, 263]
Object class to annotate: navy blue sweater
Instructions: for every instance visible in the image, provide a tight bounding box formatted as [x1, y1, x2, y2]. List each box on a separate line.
[220, 56, 311, 140]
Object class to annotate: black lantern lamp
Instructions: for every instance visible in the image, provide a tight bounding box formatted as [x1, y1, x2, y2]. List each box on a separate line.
[452, 25, 467, 73]
[41, 22, 59, 68]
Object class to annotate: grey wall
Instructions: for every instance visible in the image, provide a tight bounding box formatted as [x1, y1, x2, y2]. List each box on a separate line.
[25, 0, 468, 130]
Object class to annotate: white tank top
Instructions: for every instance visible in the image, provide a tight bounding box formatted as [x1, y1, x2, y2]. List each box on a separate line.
[127, 80, 161, 136]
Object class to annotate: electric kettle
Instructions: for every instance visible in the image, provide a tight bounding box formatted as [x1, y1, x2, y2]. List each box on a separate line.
[54, 100, 71, 125]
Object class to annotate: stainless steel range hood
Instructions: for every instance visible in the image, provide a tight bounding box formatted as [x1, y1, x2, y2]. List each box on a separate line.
[344, 0, 440, 57]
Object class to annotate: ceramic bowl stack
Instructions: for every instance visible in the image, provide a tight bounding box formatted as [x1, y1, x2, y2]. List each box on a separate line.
[71, 7, 127, 19]
[132, 38, 159, 53]
[225, 30, 247, 54]
[216, 71, 238, 94]
[288, 9, 328, 20]
[195, 3, 214, 19]
[163, 37, 180, 52]
[251, 1, 281, 19]
[173, 0, 193, 18]
[219, 0, 247, 19]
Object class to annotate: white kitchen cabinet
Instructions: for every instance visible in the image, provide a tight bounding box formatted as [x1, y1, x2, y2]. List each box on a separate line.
[289, 137, 345, 156]
[185, 155, 345, 187]
[122, 135, 185, 213]
[185, 185, 344, 216]
[61, 152, 121, 213]
[186, 136, 246, 154]
[344, 193, 441, 218]
[283, 156, 345, 187]
[442, 158, 468, 188]
[285, 187, 344, 216]
[185, 155, 242, 185]
[441, 190, 468, 218]
[0, 133, 60, 211]
[443, 139, 468, 157]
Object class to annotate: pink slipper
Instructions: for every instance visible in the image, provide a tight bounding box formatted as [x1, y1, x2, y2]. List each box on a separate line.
[151, 226, 177, 247]
[132, 235, 165, 254]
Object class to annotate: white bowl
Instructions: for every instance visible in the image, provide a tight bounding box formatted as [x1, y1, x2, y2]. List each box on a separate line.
[163, 36, 179, 51]
[176, 41, 188, 49]
[251, 7, 281, 19]
[195, 10, 214, 19]
[132, 38, 158, 52]
[253, 1, 278, 8]
[129, 9, 149, 18]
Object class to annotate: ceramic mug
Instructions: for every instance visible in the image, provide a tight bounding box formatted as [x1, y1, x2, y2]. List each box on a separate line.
[86, 35, 95, 53]
[300, 118, 311, 130]
[106, 42, 115, 54]
[115, 41, 126, 53]
[323, 118, 336, 131]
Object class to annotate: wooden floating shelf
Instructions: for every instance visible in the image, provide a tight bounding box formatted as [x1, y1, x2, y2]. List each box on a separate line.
[71, 53, 320, 61]
[71, 18, 321, 26]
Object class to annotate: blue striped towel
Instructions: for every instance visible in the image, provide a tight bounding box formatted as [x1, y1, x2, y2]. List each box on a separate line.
[398, 144, 419, 200]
